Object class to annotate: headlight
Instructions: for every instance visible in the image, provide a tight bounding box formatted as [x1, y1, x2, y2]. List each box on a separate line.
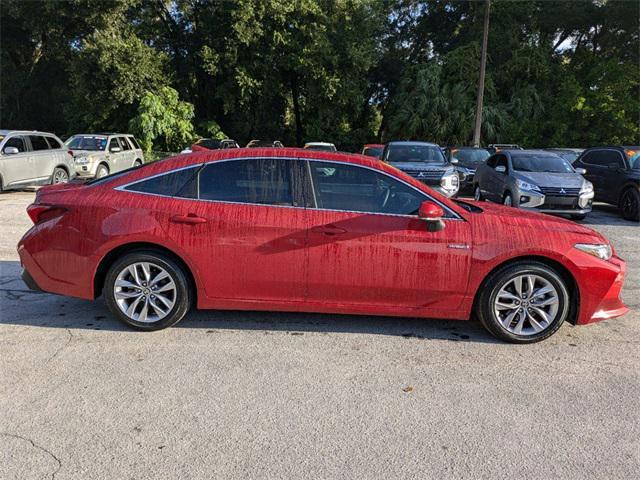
[75, 157, 89, 165]
[516, 179, 541, 193]
[440, 173, 459, 191]
[580, 181, 594, 195]
[574, 243, 612, 261]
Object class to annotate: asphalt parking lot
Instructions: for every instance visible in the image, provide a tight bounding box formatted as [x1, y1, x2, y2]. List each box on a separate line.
[1, 190, 638, 480]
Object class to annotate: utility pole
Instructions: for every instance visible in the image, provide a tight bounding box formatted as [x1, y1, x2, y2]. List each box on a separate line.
[472, 0, 491, 147]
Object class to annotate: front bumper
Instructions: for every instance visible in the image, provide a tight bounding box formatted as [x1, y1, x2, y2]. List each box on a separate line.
[518, 190, 594, 215]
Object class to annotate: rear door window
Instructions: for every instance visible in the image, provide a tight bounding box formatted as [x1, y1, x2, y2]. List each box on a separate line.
[128, 137, 141, 149]
[119, 137, 132, 150]
[45, 137, 63, 149]
[29, 135, 50, 151]
[198, 158, 293, 206]
[3, 136, 27, 153]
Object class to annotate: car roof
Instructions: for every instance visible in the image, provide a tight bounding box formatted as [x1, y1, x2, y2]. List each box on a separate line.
[543, 148, 583, 152]
[386, 141, 440, 147]
[305, 142, 335, 146]
[363, 143, 384, 148]
[0, 129, 57, 136]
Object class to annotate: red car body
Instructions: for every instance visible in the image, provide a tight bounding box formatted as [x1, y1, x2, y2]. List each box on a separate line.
[18, 148, 628, 326]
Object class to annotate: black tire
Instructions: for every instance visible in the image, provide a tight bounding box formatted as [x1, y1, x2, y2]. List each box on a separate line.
[95, 164, 109, 178]
[571, 213, 587, 221]
[620, 188, 640, 222]
[134, 159, 143, 167]
[473, 184, 483, 201]
[104, 250, 193, 331]
[503, 191, 513, 207]
[475, 261, 571, 343]
[51, 167, 69, 184]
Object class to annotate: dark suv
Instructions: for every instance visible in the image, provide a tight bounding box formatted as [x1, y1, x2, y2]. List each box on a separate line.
[573, 146, 640, 221]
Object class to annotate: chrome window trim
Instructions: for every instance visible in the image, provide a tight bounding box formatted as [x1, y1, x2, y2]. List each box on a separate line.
[114, 156, 463, 221]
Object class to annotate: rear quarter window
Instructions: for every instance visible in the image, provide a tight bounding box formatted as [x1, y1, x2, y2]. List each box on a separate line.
[45, 137, 63, 149]
[122, 167, 199, 198]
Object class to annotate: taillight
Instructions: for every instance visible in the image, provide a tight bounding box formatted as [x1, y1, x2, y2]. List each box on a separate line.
[27, 204, 68, 224]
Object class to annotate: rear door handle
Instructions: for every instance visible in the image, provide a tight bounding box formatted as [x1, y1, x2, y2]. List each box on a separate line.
[170, 214, 207, 225]
[310, 224, 347, 236]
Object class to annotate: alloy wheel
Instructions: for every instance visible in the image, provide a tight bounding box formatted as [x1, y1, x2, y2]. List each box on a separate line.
[114, 262, 176, 323]
[53, 169, 69, 184]
[621, 190, 639, 220]
[504, 194, 512, 207]
[493, 274, 559, 336]
[474, 186, 482, 201]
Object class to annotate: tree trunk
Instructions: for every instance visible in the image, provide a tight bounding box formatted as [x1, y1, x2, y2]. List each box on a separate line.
[472, 0, 491, 147]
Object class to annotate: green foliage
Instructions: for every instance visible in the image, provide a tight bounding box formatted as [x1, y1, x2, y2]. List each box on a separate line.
[128, 87, 195, 152]
[1, 0, 638, 149]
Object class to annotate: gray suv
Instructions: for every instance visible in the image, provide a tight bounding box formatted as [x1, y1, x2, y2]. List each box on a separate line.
[473, 150, 594, 219]
[66, 133, 144, 178]
[0, 130, 76, 191]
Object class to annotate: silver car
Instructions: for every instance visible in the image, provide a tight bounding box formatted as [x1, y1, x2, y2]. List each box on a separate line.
[0, 130, 76, 191]
[66, 133, 144, 178]
[473, 150, 594, 219]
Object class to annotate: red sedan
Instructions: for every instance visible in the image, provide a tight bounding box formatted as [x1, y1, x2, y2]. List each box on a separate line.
[18, 148, 628, 343]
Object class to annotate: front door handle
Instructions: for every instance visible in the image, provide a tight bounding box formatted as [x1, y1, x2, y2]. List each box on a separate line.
[170, 214, 207, 225]
[310, 224, 347, 236]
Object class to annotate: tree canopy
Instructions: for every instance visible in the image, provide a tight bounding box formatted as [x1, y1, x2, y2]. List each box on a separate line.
[1, 0, 638, 151]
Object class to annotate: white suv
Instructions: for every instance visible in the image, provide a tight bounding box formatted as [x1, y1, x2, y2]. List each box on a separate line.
[66, 133, 145, 178]
[0, 130, 76, 191]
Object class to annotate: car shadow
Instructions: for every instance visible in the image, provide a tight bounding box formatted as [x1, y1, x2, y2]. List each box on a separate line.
[0, 260, 499, 344]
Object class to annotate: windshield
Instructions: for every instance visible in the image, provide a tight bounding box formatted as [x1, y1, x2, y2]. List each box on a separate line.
[554, 151, 580, 163]
[451, 148, 491, 165]
[363, 147, 383, 158]
[66, 135, 107, 151]
[512, 153, 574, 173]
[387, 145, 445, 164]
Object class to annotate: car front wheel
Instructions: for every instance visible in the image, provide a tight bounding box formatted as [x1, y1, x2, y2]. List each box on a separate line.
[473, 185, 483, 201]
[51, 167, 69, 184]
[95, 164, 109, 178]
[104, 250, 193, 330]
[475, 262, 571, 343]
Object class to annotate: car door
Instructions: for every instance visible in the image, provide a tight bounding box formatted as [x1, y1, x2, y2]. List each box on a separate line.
[490, 154, 509, 201]
[118, 136, 135, 169]
[106, 137, 121, 172]
[0, 135, 32, 187]
[578, 149, 624, 204]
[161, 157, 309, 304]
[27, 135, 56, 183]
[303, 160, 472, 313]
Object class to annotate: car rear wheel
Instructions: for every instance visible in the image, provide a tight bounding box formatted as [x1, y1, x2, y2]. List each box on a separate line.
[475, 261, 570, 343]
[571, 213, 587, 221]
[95, 164, 109, 178]
[134, 159, 143, 167]
[503, 192, 513, 207]
[473, 185, 483, 201]
[104, 251, 193, 330]
[51, 167, 69, 184]
[620, 188, 640, 222]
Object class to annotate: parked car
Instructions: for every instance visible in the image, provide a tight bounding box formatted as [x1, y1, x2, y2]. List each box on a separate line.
[65, 133, 144, 179]
[381, 141, 459, 197]
[543, 148, 584, 163]
[444, 147, 492, 195]
[473, 150, 594, 220]
[304, 142, 337, 152]
[18, 148, 628, 343]
[0, 130, 75, 191]
[361, 144, 385, 158]
[488, 144, 522, 153]
[573, 146, 640, 221]
[181, 138, 239, 153]
[246, 140, 284, 148]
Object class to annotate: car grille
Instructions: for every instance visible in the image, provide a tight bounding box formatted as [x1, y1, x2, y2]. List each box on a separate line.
[539, 186, 581, 196]
[402, 170, 444, 181]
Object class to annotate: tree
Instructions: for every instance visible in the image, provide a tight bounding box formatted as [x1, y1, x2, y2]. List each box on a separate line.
[128, 87, 195, 152]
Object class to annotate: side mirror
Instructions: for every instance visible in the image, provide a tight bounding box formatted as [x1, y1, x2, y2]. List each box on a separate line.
[495, 165, 507, 173]
[418, 201, 446, 232]
[3, 146, 19, 155]
[110, 146, 122, 153]
[575, 167, 587, 175]
[450, 158, 459, 165]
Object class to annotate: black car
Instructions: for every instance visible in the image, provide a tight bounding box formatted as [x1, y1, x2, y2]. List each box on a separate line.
[573, 146, 640, 221]
[444, 147, 492, 195]
[381, 141, 459, 197]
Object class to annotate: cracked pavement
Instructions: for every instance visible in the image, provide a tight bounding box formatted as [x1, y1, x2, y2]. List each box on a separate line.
[0, 190, 638, 479]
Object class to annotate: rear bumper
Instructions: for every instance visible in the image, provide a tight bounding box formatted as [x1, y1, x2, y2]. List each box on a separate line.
[21, 268, 43, 292]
